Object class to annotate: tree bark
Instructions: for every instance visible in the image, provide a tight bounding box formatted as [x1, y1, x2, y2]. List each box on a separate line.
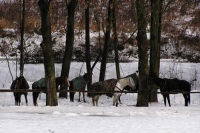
[158, 0, 163, 53]
[149, 0, 161, 102]
[85, 0, 92, 90]
[136, 0, 149, 107]
[38, 0, 58, 106]
[20, 0, 25, 77]
[99, 0, 113, 81]
[112, 0, 120, 79]
[60, 0, 78, 98]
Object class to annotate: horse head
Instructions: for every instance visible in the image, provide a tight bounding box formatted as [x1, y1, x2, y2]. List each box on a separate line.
[65, 77, 70, 87]
[128, 77, 136, 90]
[62, 77, 70, 87]
[148, 73, 158, 85]
[56, 77, 70, 90]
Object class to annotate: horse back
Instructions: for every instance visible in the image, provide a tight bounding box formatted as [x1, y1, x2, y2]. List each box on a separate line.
[22, 78, 30, 90]
[11, 77, 29, 90]
[167, 78, 191, 92]
[88, 79, 117, 97]
[178, 79, 191, 91]
[88, 82, 105, 97]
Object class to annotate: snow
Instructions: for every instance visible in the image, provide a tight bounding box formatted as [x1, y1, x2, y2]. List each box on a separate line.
[0, 61, 200, 133]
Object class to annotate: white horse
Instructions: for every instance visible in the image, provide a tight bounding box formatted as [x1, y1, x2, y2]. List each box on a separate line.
[113, 77, 136, 107]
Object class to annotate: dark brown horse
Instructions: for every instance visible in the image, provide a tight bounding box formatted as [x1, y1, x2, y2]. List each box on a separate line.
[148, 74, 191, 106]
[69, 73, 89, 102]
[32, 77, 70, 106]
[88, 79, 118, 106]
[10, 76, 29, 106]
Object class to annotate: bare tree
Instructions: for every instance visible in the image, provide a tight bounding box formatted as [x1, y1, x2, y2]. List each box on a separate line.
[60, 0, 78, 98]
[136, 0, 149, 107]
[19, 0, 25, 77]
[38, 0, 58, 106]
[149, 0, 162, 102]
[112, 0, 120, 79]
[85, 0, 92, 89]
[99, 0, 113, 81]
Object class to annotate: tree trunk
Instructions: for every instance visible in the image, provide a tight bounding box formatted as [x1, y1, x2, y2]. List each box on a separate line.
[20, 0, 25, 77]
[99, 0, 113, 81]
[149, 0, 161, 102]
[38, 0, 58, 106]
[136, 0, 149, 107]
[158, 0, 163, 54]
[112, 0, 120, 79]
[60, 0, 78, 98]
[85, 0, 92, 90]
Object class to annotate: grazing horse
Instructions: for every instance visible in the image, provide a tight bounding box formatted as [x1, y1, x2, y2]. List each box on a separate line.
[88, 79, 117, 106]
[113, 77, 136, 107]
[10, 76, 29, 106]
[69, 73, 89, 102]
[32, 77, 70, 106]
[148, 74, 191, 106]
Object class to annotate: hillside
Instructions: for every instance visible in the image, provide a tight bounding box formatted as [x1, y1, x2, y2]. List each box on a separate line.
[0, 0, 200, 63]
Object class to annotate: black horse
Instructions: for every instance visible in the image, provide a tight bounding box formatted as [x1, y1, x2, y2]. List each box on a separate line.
[69, 73, 89, 102]
[148, 74, 191, 106]
[10, 76, 29, 106]
[32, 77, 70, 106]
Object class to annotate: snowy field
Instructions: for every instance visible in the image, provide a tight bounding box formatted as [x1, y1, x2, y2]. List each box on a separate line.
[0, 61, 200, 133]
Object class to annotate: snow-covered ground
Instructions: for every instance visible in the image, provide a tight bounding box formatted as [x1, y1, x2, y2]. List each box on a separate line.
[0, 61, 200, 133]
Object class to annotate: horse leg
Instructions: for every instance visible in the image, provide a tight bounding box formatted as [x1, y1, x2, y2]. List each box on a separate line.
[188, 93, 190, 105]
[70, 92, 75, 102]
[96, 95, 100, 106]
[162, 94, 167, 107]
[92, 96, 95, 106]
[14, 94, 18, 106]
[113, 93, 119, 107]
[113, 94, 117, 106]
[33, 92, 39, 106]
[78, 92, 81, 102]
[118, 94, 122, 104]
[83, 92, 86, 102]
[18, 95, 21, 106]
[116, 94, 120, 107]
[183, 94, 188, 106]
[166, 94, 171, 107]
[14, 93, 17, 105]
[24, 93, 28, 106]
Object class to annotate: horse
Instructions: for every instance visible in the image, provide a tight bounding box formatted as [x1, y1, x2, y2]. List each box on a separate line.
[69, 73, 89, 102]
[32, 77, 70, 106]
[113, 77, 136, 107]
[10, 76, 29, 106]
[116, 71, 139, 104]
[88, 79, 118, 106]
[148, 74, 191, 106]
[125, 71, 139, 90]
